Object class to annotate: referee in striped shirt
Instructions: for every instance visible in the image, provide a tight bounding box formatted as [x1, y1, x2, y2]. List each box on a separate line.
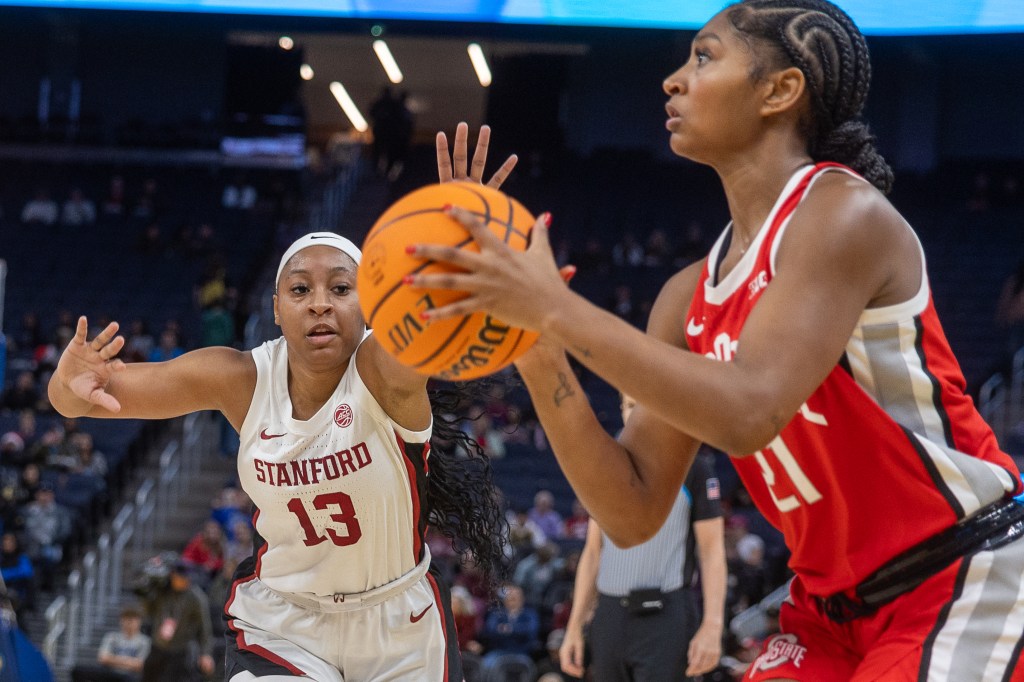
[560, 395, 727, 681]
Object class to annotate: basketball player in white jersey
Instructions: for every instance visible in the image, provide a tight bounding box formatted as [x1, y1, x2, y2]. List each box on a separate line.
[48, 126, 516, 682]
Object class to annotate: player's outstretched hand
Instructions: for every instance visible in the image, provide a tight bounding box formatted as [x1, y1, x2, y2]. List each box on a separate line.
[436, 122, 518, 189]
[52, 316, 127, 413]
[407, 208, 572, 332]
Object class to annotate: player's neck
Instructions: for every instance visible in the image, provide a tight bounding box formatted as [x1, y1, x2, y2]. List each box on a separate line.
[286, 360, 347, 421]
[716, 146, 813, 245]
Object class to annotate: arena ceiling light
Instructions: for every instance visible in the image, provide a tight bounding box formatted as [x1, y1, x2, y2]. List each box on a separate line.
[300, 64, 314, 81]
[467, 43, 492, 87]
[329, 81, 369, 132]
[278, 35, 294, 50]
[372, 40, 404, 84]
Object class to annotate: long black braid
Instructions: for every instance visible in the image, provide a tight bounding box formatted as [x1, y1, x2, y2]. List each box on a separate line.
[424, 381, 509, 592]
[728, 0, 895, 194]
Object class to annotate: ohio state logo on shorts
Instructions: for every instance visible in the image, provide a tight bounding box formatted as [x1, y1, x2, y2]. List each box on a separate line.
[334, 404, 354, 428]
[751, 634, 807, 672]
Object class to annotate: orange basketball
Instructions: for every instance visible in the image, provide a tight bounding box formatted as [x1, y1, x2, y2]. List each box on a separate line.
[358, 182, 539, 381]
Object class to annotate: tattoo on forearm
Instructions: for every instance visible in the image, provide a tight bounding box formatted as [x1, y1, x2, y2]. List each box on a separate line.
[553, 372, 575, 407]
[571, 345, 592, 359]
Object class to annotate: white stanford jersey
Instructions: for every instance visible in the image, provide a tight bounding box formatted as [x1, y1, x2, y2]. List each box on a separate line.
[686, 163, 1022, 596]
[237, 333, 432, 597]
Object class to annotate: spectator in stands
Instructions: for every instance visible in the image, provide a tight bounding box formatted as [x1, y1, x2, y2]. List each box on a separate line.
[21, 483, 73, 589]
[102, 175, 126, 217]
[611, 232, 644, 267]
[535, 629, 582, 682]
[132, 178, 162, 222]
[644, 228, 672, 267]
[147, 329, 183, 362]
[0, 531, 35, 619]
[224, 519, 253, 566]
[13, 312, 44, 356]
[221, 174, 257, 211]
[466, 410, 506, 459]
[180, 519, 225, 584]
[481, 584, 541, 660]
[528, 490, 564, 541]
[136, 222, 163, 255]
[62, 187, 97, 227]
[69, 432, 108, 479]
[0, 431, 26, 467]
[139, 559, 214, 682]
[123, 320, 155, 363]
[2, 371, 41, 412]
[20, 188, 58, 226]
[210, 484, 250, 540]
[563, 499, 589, 541]
[513, 541, 564, 608]
[507, 507, 546, 561]
[995, 257, 1024, 367]
[15, 463, 42, 508]
[71, 605, 150, 682]
[451, 584, 484, 655]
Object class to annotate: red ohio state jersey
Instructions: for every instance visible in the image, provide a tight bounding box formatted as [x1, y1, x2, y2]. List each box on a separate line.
[685, 163, 1022, 596]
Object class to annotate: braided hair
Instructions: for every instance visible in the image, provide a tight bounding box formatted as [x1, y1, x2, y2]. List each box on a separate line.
[728, 0, 894, 194]
[424, 382, 509, 592]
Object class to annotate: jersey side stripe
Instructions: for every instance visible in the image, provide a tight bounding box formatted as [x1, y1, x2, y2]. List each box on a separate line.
[395, 432, 428, 565]
[912, 314, 955, 448]
[919, 552, 992, 681]
[901, 426, 966, 518]
[425, 571, 453, 682]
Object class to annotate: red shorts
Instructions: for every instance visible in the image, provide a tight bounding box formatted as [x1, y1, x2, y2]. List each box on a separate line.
[744, 537, 1024, 681]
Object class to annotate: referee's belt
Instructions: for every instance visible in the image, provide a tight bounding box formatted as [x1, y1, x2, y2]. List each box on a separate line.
[816, 496, 1024, 624]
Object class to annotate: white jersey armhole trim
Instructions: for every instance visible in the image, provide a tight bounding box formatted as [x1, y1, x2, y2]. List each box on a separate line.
[353, 330, 433, 444]
[768, 166, 930, 325]
[237, 340, 274, 444]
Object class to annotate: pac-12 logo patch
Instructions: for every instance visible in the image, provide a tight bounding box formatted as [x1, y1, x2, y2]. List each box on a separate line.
[334, 404, 354, 428]
[751, 633, 807, 672]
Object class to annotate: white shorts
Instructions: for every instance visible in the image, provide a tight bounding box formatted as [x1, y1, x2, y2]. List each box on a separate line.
[223, 556, 461, 681]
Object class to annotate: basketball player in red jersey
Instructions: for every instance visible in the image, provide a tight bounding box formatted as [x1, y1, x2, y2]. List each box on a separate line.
[47, 127, 515, 682]
[410, 1, 1024, 679]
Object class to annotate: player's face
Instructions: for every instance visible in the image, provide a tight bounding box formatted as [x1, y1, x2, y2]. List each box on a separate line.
[274, 246, 366, 369]
[662, 10, 765, 165]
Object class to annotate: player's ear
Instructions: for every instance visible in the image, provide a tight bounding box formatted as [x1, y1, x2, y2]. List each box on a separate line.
[761, 66, 806, 117]
[272, 294, 280, 326]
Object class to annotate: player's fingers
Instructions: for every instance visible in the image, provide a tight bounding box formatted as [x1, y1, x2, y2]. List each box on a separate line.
[418, 296, 480, 322]
[407, 269, 477, 293]
[406, 241, 485, 273]
[92, 321, 121, 349]
[435, 132, 454, 183]
[452, 122, 469, 178]
[90, 388, 122, 413]
[526, 212, 554, 257]
[469, 124, 491, 182]
[74, 316, 89, 345]
[485, 154, 518, 189]
[447, 205, 506, 250]
[100, 335, 126, 360]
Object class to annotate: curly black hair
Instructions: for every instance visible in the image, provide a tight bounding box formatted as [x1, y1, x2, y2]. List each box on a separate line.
[729, 0, 895, 194]
[423, 382, 510, 592]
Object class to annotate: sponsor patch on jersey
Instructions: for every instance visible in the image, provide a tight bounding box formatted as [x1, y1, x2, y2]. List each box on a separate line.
[706, 477, 721, 501]
[751, 633, 807, 672]
[334, 404, 354, 428]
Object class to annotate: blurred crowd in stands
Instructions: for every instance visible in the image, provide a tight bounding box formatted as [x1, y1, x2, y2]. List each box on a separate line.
[2, 153, 1022, 681]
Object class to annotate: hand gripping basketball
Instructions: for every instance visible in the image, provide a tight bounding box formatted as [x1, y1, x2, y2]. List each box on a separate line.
[358, 182, 543, 381]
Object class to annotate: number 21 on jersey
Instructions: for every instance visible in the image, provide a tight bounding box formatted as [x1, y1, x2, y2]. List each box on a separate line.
[755, 403, 825, 512]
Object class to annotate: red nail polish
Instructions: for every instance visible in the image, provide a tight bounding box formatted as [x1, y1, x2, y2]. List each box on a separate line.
[405, 245, 417, 254]
[419, 311, 431, 320]
[402, 275, 414, 285]
[543, 212, 553, 227]
[442, 203, 453, 212]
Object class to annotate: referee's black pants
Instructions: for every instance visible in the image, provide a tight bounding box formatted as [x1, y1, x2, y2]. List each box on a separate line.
[588, 588, 698, 682]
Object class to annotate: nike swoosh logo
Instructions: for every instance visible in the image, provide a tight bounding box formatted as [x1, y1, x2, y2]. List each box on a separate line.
[686, 318, 704, 336]
[410, 603, 434, 623]
[259, 428, 287, 440]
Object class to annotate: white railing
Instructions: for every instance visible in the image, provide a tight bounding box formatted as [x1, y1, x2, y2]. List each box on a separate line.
[42, 412, 212, 673]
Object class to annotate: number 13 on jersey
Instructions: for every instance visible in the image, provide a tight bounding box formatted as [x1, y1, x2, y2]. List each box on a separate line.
[755, 403, 825, 512]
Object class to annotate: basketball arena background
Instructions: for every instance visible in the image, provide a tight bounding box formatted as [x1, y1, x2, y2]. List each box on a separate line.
[0, 1, 1022, 680]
